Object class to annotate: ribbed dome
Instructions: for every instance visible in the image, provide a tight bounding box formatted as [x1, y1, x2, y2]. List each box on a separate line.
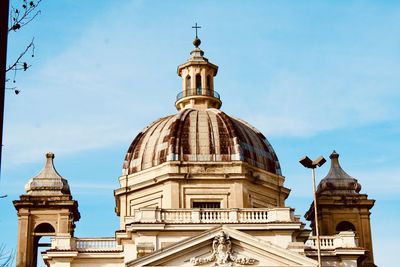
[122, 108, 281, 176]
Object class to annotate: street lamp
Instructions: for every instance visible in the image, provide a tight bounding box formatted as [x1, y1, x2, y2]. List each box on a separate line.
[299, 155, 326, 267]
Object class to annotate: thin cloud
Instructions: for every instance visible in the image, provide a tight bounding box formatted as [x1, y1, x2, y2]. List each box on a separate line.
[4, 122, 137, 166]
[3, 1, 400, 168]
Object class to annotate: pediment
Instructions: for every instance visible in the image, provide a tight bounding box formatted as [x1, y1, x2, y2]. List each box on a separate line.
[127, 226, 317, 266]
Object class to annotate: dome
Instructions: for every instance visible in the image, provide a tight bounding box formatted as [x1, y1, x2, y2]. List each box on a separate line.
[122, 108, 281, 176]
[317, 151, 362, 195]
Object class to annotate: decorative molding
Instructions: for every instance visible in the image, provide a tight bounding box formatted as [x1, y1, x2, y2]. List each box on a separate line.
[190, 231, 257, 266]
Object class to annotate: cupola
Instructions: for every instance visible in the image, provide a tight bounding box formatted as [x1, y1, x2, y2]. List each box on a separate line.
[316, 150, 362, 195]
[24, 152, 71, 196]
[175, 25, 221, 110]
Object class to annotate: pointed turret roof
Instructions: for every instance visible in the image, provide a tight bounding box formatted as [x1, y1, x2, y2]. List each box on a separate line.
[316, 151, 361, 195]
[24, 152, 71, 196]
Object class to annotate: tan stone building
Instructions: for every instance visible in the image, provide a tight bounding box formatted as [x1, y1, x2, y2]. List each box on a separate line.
[14, 36, 376, 267]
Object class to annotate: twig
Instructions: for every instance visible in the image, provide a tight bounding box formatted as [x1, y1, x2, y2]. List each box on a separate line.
[8, 0, 42, 33]
[6, 37, 34, 73]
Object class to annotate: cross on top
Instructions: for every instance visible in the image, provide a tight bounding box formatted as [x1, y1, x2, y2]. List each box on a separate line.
[192, 23, 201, 38]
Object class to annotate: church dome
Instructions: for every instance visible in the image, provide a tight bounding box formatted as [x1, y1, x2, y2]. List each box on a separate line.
[123, 36, 281, 177]
[122, 108, 281, 176]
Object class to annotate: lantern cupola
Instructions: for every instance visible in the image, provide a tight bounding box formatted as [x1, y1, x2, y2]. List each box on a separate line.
[175, 26, 221, 110]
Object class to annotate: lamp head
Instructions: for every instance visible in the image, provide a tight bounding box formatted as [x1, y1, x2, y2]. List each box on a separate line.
[299, 156, 313, 168]
[313, 156, 326, 167]
[299, 155, 326, 168]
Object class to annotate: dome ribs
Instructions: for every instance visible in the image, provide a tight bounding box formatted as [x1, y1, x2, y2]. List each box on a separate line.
[230, 118, 259, 167]
[123, 132, 143, 175]
[151, 116, 174, 166]
[262, 137, 282, 176]
[205, 111, 216, 158]
[180, 110, 192, 161]
[142, 117, 170, 170]
[214, 110, 240, 161]
[232, 117, 282, 175]
[197, 110, 214, 161]
[123, 109, 281, 176]
[137, 118, 168, 172]
[122, 118, 165, 175]
[167, 108, 189, 160]
[229, 117, 275, 173]
[192, 110, 200, 159]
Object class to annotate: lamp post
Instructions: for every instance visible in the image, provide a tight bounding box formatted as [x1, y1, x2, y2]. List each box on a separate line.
[299, 155, 326, 267]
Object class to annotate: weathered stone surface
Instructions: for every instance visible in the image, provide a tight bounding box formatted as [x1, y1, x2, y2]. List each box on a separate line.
[123, 109, 281, 176]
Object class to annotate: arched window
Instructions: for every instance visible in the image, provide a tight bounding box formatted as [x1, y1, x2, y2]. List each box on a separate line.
[336, 221, 356, 233]
[186, 75, 191, 93]
[196, 74, 201, 95]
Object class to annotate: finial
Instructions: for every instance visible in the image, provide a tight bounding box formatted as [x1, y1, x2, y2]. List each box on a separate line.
[192, 22, 201, 38]
[37, 152, 62, 179]
[330, 150, 339, 159]
[192, 22, 201, 47]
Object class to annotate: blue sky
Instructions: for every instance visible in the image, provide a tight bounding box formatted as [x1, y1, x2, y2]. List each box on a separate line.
[1, 1, 400, 265]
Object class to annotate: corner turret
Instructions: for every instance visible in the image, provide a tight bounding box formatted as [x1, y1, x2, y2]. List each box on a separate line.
[305, 151, 376, 267]
[13, 153, 80, 267]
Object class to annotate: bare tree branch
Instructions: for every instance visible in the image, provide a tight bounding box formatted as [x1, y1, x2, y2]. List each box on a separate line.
[0, 244, 14, 267]
[5, 0, 41, 85]
[8, 0, 42, 33]
[6, 37, 34, 73]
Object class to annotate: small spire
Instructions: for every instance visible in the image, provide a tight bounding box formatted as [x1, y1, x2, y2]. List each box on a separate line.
[327, 150, 352, 179]
[316, 151, 361, 195]
[24, 152, 70, 195]
[34, 152, 63, 179]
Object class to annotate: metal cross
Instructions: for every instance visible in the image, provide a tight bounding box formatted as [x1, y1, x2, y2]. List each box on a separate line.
[192, 23, 201, 38]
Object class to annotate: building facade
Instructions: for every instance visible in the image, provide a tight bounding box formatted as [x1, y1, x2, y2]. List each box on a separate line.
[14, 36, 375, 267]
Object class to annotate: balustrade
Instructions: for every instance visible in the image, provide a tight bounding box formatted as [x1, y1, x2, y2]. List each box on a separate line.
[306, 231, 357, 250]
[200, 209, 230, 222]
[129, 208, 296, 224]
[161, 209, 192, 223]
[239, 209, 268, 222]
[75, 238, 121, 251]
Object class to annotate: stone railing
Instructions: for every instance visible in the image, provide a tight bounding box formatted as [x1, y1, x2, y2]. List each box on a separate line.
[305, 231, 358, 250]
[125, 207, 295, 224]
[49, 235, 122, 252]
[75, 237, 122, 252]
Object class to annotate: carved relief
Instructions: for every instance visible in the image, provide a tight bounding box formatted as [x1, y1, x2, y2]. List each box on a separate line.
[190, 231, 257, 266]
